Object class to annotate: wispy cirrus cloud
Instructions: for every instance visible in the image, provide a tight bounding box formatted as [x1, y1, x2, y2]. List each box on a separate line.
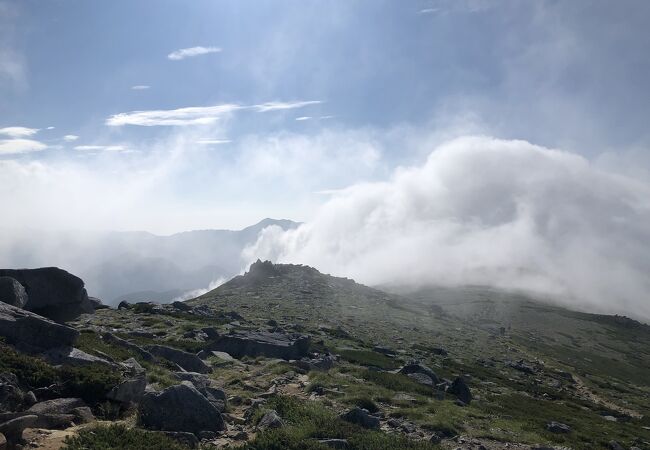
[63, 134, 79, 142]
[74, 145, 126, 152]
[131, 85, 150, 90]
[0, 138, 47, 155]
[106, 101, 321, 127]
[195, 139, 232, 145]
[167, 46, 221, 61]
[0, 126, 39, 138]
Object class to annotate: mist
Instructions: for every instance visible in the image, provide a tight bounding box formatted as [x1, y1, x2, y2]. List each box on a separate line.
[245, 136, 650, 321]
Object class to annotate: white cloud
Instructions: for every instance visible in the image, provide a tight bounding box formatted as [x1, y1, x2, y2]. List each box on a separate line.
[131, 85, 150, 90]
[0, 126, 39, 138]
[253, 101, 321, 112]
[419, 8, 440, 14]
[195, 139, 232, 145]
[74, 145, 126, 152]
[46, 126, 55, 130]
[106, 101, 321, 127]
[167, 46, 221, 61]
[63, 134, 79, 142]
[0, 138, 47, 155]
[295, 116, 312, 121]
[245, 136, 650, 321]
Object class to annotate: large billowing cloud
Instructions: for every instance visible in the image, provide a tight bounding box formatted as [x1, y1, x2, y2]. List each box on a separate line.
[245, 136, 650, 320]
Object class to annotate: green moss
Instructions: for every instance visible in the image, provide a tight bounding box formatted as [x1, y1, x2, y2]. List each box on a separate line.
[62, 424, 188, 450]
[359, 369, 432, 396]
[338, 349, 399, 370]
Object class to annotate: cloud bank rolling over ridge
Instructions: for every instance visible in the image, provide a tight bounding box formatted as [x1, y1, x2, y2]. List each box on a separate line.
[245, 136, 650, 320]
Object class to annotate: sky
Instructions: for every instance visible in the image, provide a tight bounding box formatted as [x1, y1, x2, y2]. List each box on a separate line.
[1, 0, 649, 233]
[2, 1, 650, 316]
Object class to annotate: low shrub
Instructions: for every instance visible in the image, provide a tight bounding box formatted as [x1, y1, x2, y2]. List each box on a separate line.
[62, 424, 188, 450]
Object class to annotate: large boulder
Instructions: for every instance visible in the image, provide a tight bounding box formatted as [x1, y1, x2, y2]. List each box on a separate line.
[211, 331, 311, 360]
[0, 277, 28, 309]
[0, 268, 94, 321]
[0, 302, 79, 352]
[139, 383, 226, 435]
[147, 345, 211, 374]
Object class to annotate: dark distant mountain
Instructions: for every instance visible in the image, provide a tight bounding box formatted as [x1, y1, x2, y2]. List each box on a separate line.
[0, 218, 299, 305]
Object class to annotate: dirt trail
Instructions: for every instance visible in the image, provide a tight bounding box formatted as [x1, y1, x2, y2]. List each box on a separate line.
[572, 375, 643, 419]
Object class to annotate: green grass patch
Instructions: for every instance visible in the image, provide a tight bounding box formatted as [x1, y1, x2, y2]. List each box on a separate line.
[62, 424, 188, 450]
[338, 349, 399, 370]
[0, 342, 122, 405]
[242, 395, 440, 450]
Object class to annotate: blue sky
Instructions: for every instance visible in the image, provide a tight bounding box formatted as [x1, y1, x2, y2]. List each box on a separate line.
[1, 0, 650, 233]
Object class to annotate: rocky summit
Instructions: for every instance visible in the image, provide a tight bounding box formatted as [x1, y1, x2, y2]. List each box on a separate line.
[0, 261, 648, 450]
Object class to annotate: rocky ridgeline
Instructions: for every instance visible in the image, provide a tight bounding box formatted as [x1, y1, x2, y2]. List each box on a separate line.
[1, 261, 647, 450]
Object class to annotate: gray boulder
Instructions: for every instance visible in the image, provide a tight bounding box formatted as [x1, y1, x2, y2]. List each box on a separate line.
[448, 377, 472, 405]
[0, 431, 6, 450]
[0, 277, 28, 309]
[0, 383, 26, 412]
[28, 398, 86, 415]
[0, 414, 37, 443]
[211, 331, 311, 360]
[546, 421, 571, 433]
[107, 374, 146, 404]
[42, 346, 113, 367]
[147, 345, 211, 374]
[398, 362, 439, 385]
[0, 302, 79, 352]
[172, 374, 227, 412]
[407, 372, 435, 387]
[0, 267, 94, 322]
[139, 383, 226, 435]
[258, 410, 284, 429]
[103, 333, 154, 362]
[340, 407, 380, 429]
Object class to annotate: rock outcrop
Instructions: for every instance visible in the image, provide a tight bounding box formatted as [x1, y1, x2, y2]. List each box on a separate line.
[139, 383, 226, 435]
[0, 267, 95, 321]
[0, 302, 79, 352]
[0, 277, 28, 309]
[211, 331, 311, 360]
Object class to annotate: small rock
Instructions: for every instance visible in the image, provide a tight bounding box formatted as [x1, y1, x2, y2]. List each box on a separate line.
[546, 421, 571, 433]
[340, 407, 380, 429]
[448, 377, 472, 404]
[258, 410, 284, 429]
[608, 441, 625, 450]
[398, 362, 439, 385]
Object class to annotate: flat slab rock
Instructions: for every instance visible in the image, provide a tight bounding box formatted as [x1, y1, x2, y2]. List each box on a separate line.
[211, 331, 311, 360]
[0, 302, 79, 352]
[147, 345, 211, 374]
